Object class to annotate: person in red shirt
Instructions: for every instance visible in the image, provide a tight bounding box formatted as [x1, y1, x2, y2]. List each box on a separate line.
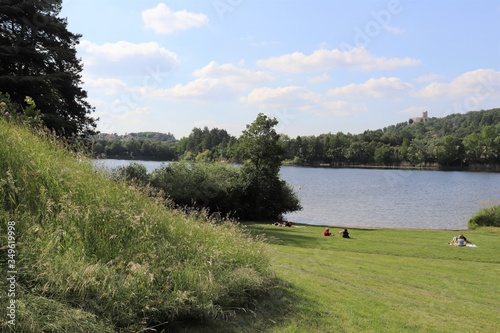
[323, 228, 332, 236]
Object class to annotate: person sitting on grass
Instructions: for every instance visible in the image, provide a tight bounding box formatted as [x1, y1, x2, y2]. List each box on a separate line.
[451, 234, 468, 246]
[456, 234, 467, 247]
[323, 228, 332, 236]
[338, 228, 350, 238]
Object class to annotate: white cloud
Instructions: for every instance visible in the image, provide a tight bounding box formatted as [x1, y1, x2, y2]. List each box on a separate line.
[78, 40, 178, 77]
[320, 101, 367, 117]
[83, 76, 129, 95]
[308, 73, 331, 84]
[241, 85, 365, 116]
[328, 77, 414, 99]
[142, 3, 208, 34]
[256, 47, 420, 73]
[241, 86, 321, 108]
[79, 40, 178, 64]
[143, 61, 273, 100]
[415, 69, 500, 100]
[192, 61, 270, 82]
[95, 103, 153, 134]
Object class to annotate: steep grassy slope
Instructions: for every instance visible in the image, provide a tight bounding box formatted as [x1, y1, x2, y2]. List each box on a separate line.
[0, 120, 273, 332]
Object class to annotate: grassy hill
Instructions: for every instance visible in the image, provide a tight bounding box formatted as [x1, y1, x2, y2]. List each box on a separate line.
[0, 120, 275, 332]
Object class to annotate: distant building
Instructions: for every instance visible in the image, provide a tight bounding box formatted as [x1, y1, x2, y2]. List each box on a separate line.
[409, 111, 428, 124]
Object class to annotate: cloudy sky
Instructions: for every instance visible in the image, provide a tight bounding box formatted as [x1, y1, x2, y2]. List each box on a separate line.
[60, 0, 500, 139]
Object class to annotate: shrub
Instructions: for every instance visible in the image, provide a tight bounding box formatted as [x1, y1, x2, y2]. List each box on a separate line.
[113, 162, 149, 185]
[468, 205, 500, 228]
[150, 162, 245, 218]
[149, 161, 301, 220]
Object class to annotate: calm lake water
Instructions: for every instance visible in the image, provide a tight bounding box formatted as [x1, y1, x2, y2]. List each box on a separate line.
[94, 159, 500, 230]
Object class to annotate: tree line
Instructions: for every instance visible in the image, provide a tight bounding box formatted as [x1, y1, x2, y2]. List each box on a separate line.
[281, 108, 500, 167]
[93, 132, 178, 160]
[95, 108, 500, 168]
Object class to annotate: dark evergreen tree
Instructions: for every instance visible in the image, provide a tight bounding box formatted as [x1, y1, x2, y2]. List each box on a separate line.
[0, 0, 96, 137]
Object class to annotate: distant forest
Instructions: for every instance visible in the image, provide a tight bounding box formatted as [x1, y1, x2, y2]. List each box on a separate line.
[93, 108, 500, 169]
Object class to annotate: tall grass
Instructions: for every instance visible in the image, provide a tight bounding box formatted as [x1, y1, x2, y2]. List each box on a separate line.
[0, 119, 274, 332]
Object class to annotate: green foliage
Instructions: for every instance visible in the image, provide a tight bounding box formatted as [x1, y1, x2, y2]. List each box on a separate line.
[0, 0, 96, 137]
[469, 205, 500, 228]
[113, 162, 149, 185]
[0, 119, 274, 331]
[0, 93, 43, 129]
[150, 162, 245, 218]
[92, 133, 177, 160]
[280, 108, 500, 167]
[138, 114, 302, 221]
[236, 113, 301, 220]
[177, 126, 233, 161]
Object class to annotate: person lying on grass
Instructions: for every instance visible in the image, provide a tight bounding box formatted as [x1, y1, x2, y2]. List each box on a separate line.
[450, 234, 468, 246]
[273, 221, 293, 227]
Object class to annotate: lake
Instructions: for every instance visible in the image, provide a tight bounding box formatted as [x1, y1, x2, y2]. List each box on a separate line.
[94, 159, 500, 230]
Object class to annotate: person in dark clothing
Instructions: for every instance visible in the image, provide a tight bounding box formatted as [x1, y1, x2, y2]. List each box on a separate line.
[339, 228, 350, 238]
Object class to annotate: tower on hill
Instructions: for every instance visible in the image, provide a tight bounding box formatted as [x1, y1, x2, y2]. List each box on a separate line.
[409, 111, 428, 124]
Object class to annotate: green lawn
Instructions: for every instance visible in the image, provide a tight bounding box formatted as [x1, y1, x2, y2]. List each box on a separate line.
[234, 224, 500, 333]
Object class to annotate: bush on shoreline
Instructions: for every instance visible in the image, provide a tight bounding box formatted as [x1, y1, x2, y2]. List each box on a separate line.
[114, 160, 302, 221]
[469, 205, 500, 228]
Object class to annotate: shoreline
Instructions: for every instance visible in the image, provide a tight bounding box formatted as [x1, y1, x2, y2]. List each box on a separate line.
[245, 221, 470, 232]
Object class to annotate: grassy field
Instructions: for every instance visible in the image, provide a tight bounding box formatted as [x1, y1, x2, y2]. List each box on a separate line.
[230, 223, 500, 333]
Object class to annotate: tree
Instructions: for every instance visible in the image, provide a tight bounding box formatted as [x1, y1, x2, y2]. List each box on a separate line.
[237, 113, 301, 219]
[436, 135, 464, 165]
[374, 144, 394, 165]
[0, 0, 96, 137]
[480, 126, 497, 162]
[463, 132, 482, 163]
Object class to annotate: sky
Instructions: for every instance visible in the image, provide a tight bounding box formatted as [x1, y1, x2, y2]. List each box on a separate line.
[60, 0, 500, 139]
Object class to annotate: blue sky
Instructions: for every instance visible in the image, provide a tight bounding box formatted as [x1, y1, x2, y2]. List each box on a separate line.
[60, 0, 500, 139]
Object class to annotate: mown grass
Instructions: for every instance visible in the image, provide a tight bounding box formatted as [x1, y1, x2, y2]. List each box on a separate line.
[0, 119, 276, 332]
[240, 223, 500, 332]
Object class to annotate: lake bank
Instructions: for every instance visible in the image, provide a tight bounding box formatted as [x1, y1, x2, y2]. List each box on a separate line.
[284, 161, 500, 172]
